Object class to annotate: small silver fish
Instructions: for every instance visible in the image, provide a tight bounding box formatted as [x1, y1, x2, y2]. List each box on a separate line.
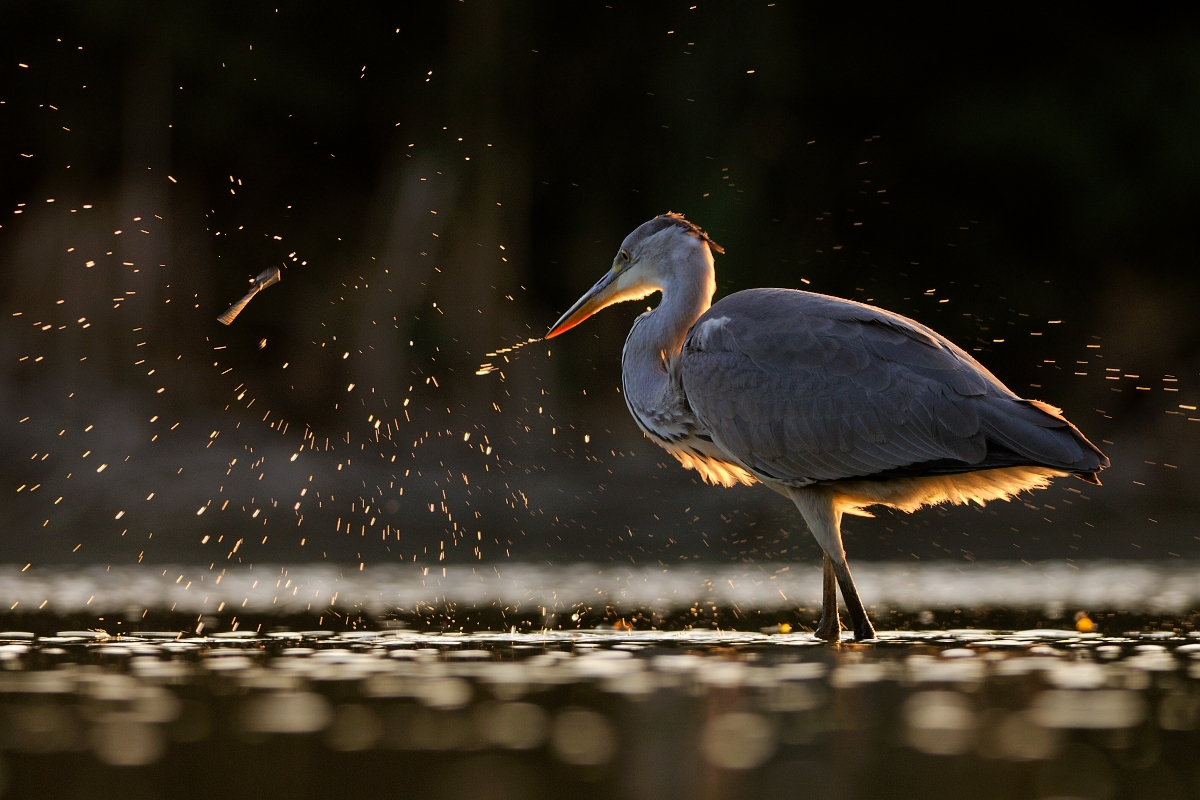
[217, 267, 282, 325]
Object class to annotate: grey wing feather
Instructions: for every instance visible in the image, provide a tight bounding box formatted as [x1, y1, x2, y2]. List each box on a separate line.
[217, 268, 281, 326]
[253, 266, 282, 290]
[679, 289, 1109, 484]
[217, 287, 260, 326]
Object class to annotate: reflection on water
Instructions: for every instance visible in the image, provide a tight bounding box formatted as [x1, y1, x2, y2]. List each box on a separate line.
[0, 629, 1189, 798]
[2, 561, 1199, 639]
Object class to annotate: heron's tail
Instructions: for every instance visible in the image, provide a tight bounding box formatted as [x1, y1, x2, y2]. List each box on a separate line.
[977, 397, 1109, 483]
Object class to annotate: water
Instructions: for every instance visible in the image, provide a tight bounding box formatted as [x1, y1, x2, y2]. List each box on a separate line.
[0, 562, 1190, 798]
[0, 560, 1194, 635]
[0, 627, 1192, 799]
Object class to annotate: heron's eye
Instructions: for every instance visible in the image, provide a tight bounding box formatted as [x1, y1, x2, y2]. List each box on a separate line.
[619, 249, 631, 262]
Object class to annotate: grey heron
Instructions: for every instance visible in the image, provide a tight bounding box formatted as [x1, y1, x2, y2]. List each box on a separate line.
[546, 213, 1108, 641]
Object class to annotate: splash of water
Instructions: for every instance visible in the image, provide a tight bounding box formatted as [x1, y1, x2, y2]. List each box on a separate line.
[476, 337, 542, 376]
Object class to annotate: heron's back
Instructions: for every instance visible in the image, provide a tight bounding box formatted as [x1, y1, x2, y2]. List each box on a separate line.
[677, 288, 1108, 493]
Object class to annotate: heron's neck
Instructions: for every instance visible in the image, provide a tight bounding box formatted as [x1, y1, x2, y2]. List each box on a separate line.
[622, 268, 714, 419]
[647, 272, 714, 358]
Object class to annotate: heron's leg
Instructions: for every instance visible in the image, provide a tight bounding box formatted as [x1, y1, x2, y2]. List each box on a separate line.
[813, 554, 841, 641]
[829, 558, 875, 641]
[789, 487, 877, 641]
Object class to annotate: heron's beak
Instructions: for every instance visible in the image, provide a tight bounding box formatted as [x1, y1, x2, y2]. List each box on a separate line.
[546, 267, 621, 339]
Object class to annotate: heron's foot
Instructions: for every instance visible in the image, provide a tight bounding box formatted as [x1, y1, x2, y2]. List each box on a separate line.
[814, 612, 841, 642]
[852, 617, 877, 641]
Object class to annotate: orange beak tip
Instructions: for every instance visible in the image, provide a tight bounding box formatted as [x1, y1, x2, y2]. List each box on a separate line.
[546, 311, 591, 340]
[545, 319, 576, 339]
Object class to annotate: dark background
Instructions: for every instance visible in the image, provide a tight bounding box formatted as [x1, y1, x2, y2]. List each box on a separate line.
[1, 2, 1199, 569]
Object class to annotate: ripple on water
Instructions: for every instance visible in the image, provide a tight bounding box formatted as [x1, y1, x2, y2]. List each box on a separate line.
[0, 626, 1184, 790]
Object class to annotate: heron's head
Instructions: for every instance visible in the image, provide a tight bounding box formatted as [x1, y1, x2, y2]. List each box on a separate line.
[546, 212, 723, 338]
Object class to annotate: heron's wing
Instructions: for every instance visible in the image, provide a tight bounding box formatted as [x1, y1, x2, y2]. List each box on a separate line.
[679, 289, 1107, 483]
